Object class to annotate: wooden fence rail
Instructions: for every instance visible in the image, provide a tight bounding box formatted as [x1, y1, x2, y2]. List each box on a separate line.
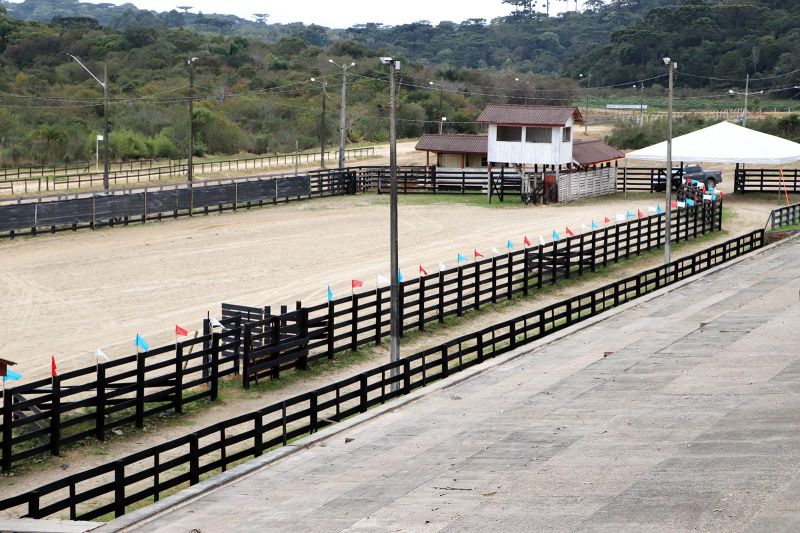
[768, 201, 800, 230]
[734, 166, 800, 194]
[0, 229, 764, 522]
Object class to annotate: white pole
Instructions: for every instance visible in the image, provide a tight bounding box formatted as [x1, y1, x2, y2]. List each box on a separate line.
[664, 59, 674, 267]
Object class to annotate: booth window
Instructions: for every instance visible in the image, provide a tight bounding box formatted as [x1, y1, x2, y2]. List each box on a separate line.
[497, 126, 522, 142]
[562, 127, 572, 142]
[526, 127, 551, 143]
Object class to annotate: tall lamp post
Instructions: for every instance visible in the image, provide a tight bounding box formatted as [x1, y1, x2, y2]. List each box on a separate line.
[633, 83, 645, 126]
[380, 56, 401, 388]
[728, 75, 763, 128]
[579, 73, 591, 135]
[514, 77, 531, 105]
[663, 57, 676, 267]
[429, 80, 446, 133]
[67, 54, 109, 190]
[187, 57, 198, 182]
[329, 59, 355, 170]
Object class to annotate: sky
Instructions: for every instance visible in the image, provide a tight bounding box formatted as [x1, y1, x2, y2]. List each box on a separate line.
[71, 0, 531, 28]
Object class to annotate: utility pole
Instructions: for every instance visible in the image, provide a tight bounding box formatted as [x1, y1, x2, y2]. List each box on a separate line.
[429, 80, 445, 134]
[639, 83, 644, 126]
[585, 73, 590, 135]
[67, 54, 110, 190]
[381, 56, 401, 389]
[663, 57, 675, 267]
[743, 74, 750, 127]
[330, 60, 355, 169]
[187, 57, 198, 182]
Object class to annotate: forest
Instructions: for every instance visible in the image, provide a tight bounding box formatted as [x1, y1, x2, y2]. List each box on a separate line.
[1, 0, 800, 166]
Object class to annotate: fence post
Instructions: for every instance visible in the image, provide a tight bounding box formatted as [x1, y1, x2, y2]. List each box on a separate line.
[457, 267, 464, 317]
[375, 288, 383, 345]
[49, 376, 61, 458]
[327, 300, 335, 359]
[96, 363, 106, 441]
[359, 374, 368, 413]
[398, 282, 405, 336]
[477, 332, 485, 364]
[491, 257, 498, 304]
[253, 412, 263, 457]
[441, 346, 449, 378]
[114, 461, 126, 517]
[474, 262, 481, 311]
[135, 353, 145, 429]
[403, 360, 411, 394]
[418, 276, 426, 332]
[351, 293, 359, 352]
[209, 331, 220, 400]
[174, 341, 184, 412]
[552, 240, 559, 285]
[189, 434, 200, 484]
[27, 491, 41, 519]
[438, 271, 445, 323]
[2, 389, 13, 472]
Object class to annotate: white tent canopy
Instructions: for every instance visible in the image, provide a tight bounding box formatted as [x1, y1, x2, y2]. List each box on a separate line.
[626, 121, 800, 165]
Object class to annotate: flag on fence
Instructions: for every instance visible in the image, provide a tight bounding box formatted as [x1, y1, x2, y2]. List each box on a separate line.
[581, 223, 590, 233]
[377, 274, 390, 286]
[565, 227, 574, 237]
[616, 213, 626, 222]
[637, 209, 644, 219]
[175, 325, 189, 337]
[671, 200, 678, 209]
[51, 355, 58, 377]
[657, 204, 663, 215]
[627, 210, 636, 218]
[506, 240, 514, 250]
[648, 205, 657, 213]
[419, 264, 428, 276]
[604, 216, 611, 224]
[327, 285, 334, 301]
[210, 317, 225, 329]
[539, 235, 546, 246]
[592, 220, 599, 229]
[438, 262, 447, 272]
[523, 236, 532, 247]
[491, 246, 501, 255]
[2, 369, 22, 382]
[95, 348, 109, 363]
[552, 230, 561, 241]
[351, 279, 363, 290]
[686, 198, 696, 207]
[135, 334, 149, 353]
[398, 270, 404, 282]
[677, 200, 686, 208]
[703, 194, 713, 201]
[457, 253, 467, 263]
[474, 249, 484, 259]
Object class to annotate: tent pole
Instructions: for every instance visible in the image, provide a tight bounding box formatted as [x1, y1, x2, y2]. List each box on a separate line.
[623, 158, 628, 198]
[779, 165, 790, 206]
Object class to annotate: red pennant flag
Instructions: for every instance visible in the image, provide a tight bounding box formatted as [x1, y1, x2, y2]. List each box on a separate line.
[604, 216, 610, 224]
[565, 227, 574, 237]
[474, 249, 484, 259]
[637, 209, 644, 219]
[419, 264, 428, 276]
[523, 236, 531, 246]
[175, 325, 189, 337]
[51, 356, 57, 377]
[670, 200, 678, 209]
[351, 279, 363, 289]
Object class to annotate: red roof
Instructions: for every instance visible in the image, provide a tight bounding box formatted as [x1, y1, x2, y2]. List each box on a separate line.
[477, 105, 584, 126]
[415, 134, 488, 154]
[573, 140, 625, 166]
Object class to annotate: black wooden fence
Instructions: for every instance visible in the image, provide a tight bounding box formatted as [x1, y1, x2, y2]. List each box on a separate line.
[734, 166, 800, 194]
[0, 170, 356, 238]
[229, 201, 723, 363]
[0, 229, 764, 522]
[767, 201, 800, 230]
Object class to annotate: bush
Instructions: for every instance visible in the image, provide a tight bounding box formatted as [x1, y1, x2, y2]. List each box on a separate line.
[109, 129, 150, 160]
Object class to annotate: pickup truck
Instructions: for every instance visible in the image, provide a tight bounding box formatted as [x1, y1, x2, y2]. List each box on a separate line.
[652, 165, 723, 192]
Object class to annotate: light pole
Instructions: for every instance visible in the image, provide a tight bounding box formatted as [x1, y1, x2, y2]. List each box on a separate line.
[187, 57, 198, 182]
[380, 56, 401, 388]
[514, 77, 531, 105]
[579, 73, 591, 135]
[329, 59, 355, 169]
[68, 54, 109, 190]
[310, 77, 328, 168]
[429, 80, 446, 133]
[663, 57, 676, 267]
[728, 74, 763, 128]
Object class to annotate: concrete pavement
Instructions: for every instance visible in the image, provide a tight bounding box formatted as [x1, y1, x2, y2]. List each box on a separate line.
[116, 237, 800, 532]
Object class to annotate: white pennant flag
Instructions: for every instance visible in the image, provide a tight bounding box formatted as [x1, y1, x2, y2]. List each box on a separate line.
[438, 262, 447, 272]
[376, 274, 390, 286]
[491, 246, 501, 255]
[677, 201, 686, 208]
[539, 235, 546, 246]
[616, 213, 626, 222]
[580, 223, 590, 233]
[95, 348, 109, 363]
[647, 205, 657, 213]
[210, 317, 225, 329]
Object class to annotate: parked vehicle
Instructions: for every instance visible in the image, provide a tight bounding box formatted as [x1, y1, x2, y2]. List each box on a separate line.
[652, 165, 723, 192]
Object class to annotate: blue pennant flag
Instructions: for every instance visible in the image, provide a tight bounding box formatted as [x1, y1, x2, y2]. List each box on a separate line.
[398, 271, 404, 283]
[2, 369, 22, 382]
[552, 230, 561, 241]
[327, 285, 333, 302]
[135, 334, 149, 353]
[506, 240, 514, 250]
[591, 220, 599, 229]
[626, 210, 636, 218]
[691, 179, 699, 186]
[657, 204, 663, 215]
[686, 198, 696, 207]
[457, 253, 467, 263]
[711, 194, 718, 201]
